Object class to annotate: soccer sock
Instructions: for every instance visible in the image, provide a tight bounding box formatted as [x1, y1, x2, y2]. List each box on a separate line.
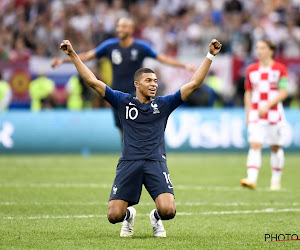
[123, 208, 131, 221]
[154, 209, 176, 220]
[270, 149, 284, 183]
[246, 148, 262, 183]
[154, 209, 161, 221]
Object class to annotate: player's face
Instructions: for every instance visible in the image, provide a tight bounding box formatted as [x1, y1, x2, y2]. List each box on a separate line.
[116, 20, 134, 40]
[256, 41, 273, 61]
[136, 73, 158, 98]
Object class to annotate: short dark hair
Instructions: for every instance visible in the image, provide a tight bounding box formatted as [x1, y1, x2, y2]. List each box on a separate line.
[260, 39, 276, 58]
[134, 68, 155, 82]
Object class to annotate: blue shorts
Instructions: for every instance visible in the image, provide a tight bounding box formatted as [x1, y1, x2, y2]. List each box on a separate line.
[109, 160, 174, 206]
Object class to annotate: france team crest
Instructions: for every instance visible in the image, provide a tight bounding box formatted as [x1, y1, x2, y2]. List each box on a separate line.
[151, 103, 160, 114]
[131, 49, 138, 60]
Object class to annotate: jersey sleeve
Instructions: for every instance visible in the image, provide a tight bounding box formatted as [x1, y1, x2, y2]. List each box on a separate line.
[104, 86, 130, 110]
[94, 40, 112, 58]
[244, 67, 252, 90]
[160, 89, 183, 113]
[278, 65, 288, 89]
[140, 41, 158, 58]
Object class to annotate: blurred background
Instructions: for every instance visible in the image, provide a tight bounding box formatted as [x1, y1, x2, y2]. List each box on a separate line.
[0, 0, 300, 153]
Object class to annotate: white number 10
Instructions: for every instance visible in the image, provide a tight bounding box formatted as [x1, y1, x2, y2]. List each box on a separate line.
[125, 106, 138, 120]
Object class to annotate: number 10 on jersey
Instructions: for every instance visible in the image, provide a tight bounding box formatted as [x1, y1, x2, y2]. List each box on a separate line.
[125, 106, 139, 120]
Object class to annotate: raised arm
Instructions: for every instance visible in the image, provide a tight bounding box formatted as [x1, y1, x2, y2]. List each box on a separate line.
[52, 49, 96, 68]
[59, 40, 106, 97]
[156, 54, 195, 71]
[180, 39, 222, 101]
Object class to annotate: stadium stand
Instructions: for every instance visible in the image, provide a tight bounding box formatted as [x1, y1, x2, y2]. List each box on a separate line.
[1, 0, 300, 108]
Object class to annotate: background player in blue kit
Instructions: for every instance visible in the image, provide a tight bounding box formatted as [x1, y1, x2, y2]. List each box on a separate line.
[59, 38, 222, 237]
[52, 17, 194, 134]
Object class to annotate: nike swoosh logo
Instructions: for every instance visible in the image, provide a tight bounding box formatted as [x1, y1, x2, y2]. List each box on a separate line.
[168, 185, 173, 189]
[129, 102, 135, 106]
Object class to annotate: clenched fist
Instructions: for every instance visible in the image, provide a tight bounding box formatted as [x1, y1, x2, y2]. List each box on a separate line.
[209, 39, 222, 56]
[59, 40, 74, 56]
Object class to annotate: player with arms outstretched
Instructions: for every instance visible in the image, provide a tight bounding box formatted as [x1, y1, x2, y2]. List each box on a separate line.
[241, 39, 288, 191]
[59, 38, 221, 237]
[53, 17, 194, 134]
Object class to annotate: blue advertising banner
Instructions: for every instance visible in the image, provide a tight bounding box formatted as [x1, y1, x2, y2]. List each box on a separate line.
[0, 108, 299, 153]
[0, 110, 121, 153]
[165, 108, 299, 152]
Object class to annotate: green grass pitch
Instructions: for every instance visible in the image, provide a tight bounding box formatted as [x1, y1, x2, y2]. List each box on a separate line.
[1, 153, 299, 249]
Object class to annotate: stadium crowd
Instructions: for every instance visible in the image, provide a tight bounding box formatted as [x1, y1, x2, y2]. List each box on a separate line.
[1, 0, 300, 109]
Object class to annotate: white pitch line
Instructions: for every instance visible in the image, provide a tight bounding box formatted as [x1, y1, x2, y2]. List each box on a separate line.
[0, 183, 290, 192]
[1, 201, 299, 207]
[3, 214, 108, 220]
[0, 201, 109, 206]
[177, 202, 300, 207]
[2, 208, 300, 220]
[0, 183, 111, 188]
[176, 185, 289, 192]
[198, 208, 300, 215]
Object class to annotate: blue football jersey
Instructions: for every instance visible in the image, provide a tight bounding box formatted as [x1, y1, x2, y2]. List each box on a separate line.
[94, 38, 158, 94]
[104, 86, 183, 162]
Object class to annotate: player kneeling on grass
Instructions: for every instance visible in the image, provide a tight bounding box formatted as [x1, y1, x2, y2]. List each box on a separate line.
[59, 39, 222, 237]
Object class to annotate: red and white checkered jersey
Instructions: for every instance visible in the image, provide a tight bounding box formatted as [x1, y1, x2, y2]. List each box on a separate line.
[245, 61, 288, 125]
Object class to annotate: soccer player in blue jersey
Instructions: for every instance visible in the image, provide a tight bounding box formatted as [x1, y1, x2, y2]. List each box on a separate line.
[59, 38, 222, 237]
[52, 17, 194, 133]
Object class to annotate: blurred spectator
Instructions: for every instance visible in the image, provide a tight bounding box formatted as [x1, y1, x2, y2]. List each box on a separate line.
[9, 37, 31, 62]
[0, 0, 298, 60]
[233, 74, 246, 107]
[0, 40, 9, 61]
[205, 71, 223, 106]
[29, 73, 56, 111]
[224, 0, 243, 13]
[0, 0, 300, 108]
[283, 20, 300, 58]
[0, 71, 12, 111]
[185, 84, 218, 107]
[65, 75, 83, 110]
[69, 1, 92, 34]
[66, 66, 101, 110]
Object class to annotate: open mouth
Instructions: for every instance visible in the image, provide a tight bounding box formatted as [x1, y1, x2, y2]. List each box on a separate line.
[149, 88, 156, 94]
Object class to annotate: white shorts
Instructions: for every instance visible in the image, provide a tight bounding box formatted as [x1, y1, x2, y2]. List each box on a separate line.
[247, 123, 285, 146]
